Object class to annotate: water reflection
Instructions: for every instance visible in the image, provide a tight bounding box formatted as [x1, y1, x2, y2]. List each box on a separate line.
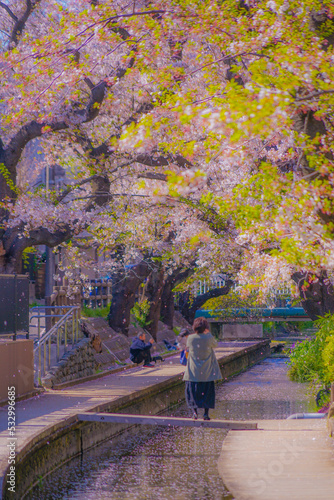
[26, 358, 315, 500]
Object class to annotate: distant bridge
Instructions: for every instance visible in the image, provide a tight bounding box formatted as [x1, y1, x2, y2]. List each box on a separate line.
[195, 307, 312, 323]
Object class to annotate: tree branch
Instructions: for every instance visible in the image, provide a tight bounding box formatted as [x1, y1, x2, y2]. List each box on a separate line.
[180, 198, 229, 235]
[26, 224, 74, 247]
[57, 174, 105, 202]
[295, 89, 334, 102]
[10, 0, 42, 47]
[179, 280, 234, 323]
[104, 10, 167, 25]
[191, 280, 234, 310]
[2, 15, 140, 179]
[135, 152, 192, 168]
[0, 2, 18, 22]
[138, 172, 167, 181]
[2, 222, 74, 271]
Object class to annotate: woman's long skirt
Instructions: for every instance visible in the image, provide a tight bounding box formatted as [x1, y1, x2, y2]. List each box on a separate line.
[185, 381, 215, 409]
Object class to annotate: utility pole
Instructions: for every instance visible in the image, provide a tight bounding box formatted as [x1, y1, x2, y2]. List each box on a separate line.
[45, 164, 54, 297]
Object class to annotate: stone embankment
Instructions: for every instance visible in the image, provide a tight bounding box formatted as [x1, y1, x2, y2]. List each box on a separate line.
[42, 338, 97, 388]
[43, 314, 185, 388]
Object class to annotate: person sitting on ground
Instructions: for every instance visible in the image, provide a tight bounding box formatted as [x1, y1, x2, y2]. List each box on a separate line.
[129, 333, 163, 367]
[163, 339, 178, 350]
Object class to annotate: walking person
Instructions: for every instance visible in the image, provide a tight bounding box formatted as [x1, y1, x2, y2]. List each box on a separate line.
[183, 317, 222, 420]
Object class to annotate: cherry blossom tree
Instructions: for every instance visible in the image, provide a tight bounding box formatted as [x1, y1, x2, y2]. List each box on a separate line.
[1, 0, 334, 327]
[122, 0, 334, 319]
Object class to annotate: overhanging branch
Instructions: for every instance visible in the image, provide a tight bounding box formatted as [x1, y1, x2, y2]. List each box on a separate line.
[0, 2, 18, 22]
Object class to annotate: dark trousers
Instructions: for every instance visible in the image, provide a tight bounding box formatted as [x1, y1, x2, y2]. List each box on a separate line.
[185, 381, 215, 409]
[133, 350, 152, 365]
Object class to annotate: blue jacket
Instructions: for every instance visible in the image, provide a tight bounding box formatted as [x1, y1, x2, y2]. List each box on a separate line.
[129, 337, 152, 361]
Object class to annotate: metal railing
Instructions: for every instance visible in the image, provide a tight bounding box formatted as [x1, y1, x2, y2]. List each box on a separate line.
[33, 305, 80, 382]
[29, 305, 76, 341]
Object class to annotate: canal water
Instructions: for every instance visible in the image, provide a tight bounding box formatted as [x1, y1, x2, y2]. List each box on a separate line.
[26, 358, 316, 500]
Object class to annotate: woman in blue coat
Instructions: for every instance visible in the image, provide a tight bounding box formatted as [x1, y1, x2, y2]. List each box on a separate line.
[183, 317, 222, 420]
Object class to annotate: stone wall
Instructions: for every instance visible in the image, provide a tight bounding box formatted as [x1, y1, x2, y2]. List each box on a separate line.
[221, 323, 263, 339]
[42, 338, 97, 388]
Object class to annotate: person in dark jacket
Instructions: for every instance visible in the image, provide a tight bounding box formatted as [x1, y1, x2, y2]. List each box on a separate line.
[183, 317, 222, 420]
[129, 333, 163, 367]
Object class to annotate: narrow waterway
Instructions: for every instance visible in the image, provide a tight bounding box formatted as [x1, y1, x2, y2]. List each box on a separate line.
[26, 358, 316, 500]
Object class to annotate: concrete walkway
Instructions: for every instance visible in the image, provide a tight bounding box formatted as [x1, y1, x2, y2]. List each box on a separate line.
[0, 342, 254, 496]
[219, 418, 334, 500]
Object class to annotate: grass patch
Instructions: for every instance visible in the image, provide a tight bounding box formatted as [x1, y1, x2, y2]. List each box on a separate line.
[81, 305, 109, 319]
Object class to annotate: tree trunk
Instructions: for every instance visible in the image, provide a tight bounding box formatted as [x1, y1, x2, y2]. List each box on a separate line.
[108, 260, 151, 335]
[143, 267, 165, 340]
[177, 290, 192, 324]
[160, 277, 175, 329]
[292, 271, 334, 320]
[178, 280, 234, 324]
[160, 265, 198, 328]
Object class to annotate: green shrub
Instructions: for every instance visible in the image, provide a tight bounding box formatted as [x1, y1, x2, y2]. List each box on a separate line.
[288, 338, 324, 383]
[297, 321, 315, 331]
[131, 299, 151, 329]
[323, 335, 334, 384]
[263, 321, 275, 334]
[288, 314, 334, 389]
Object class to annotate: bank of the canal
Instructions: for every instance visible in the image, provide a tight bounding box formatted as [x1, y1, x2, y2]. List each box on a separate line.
[0, 340, 269, 499]
[26, 357, 323, 500]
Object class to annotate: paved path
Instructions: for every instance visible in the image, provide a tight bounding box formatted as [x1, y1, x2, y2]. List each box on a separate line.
[219, 418, 334, 500]
[0, 342, 248, 495]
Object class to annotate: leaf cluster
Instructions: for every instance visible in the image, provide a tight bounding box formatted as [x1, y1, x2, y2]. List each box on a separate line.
[288, 314, 334, 390]
[131, 298, 151, 329]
